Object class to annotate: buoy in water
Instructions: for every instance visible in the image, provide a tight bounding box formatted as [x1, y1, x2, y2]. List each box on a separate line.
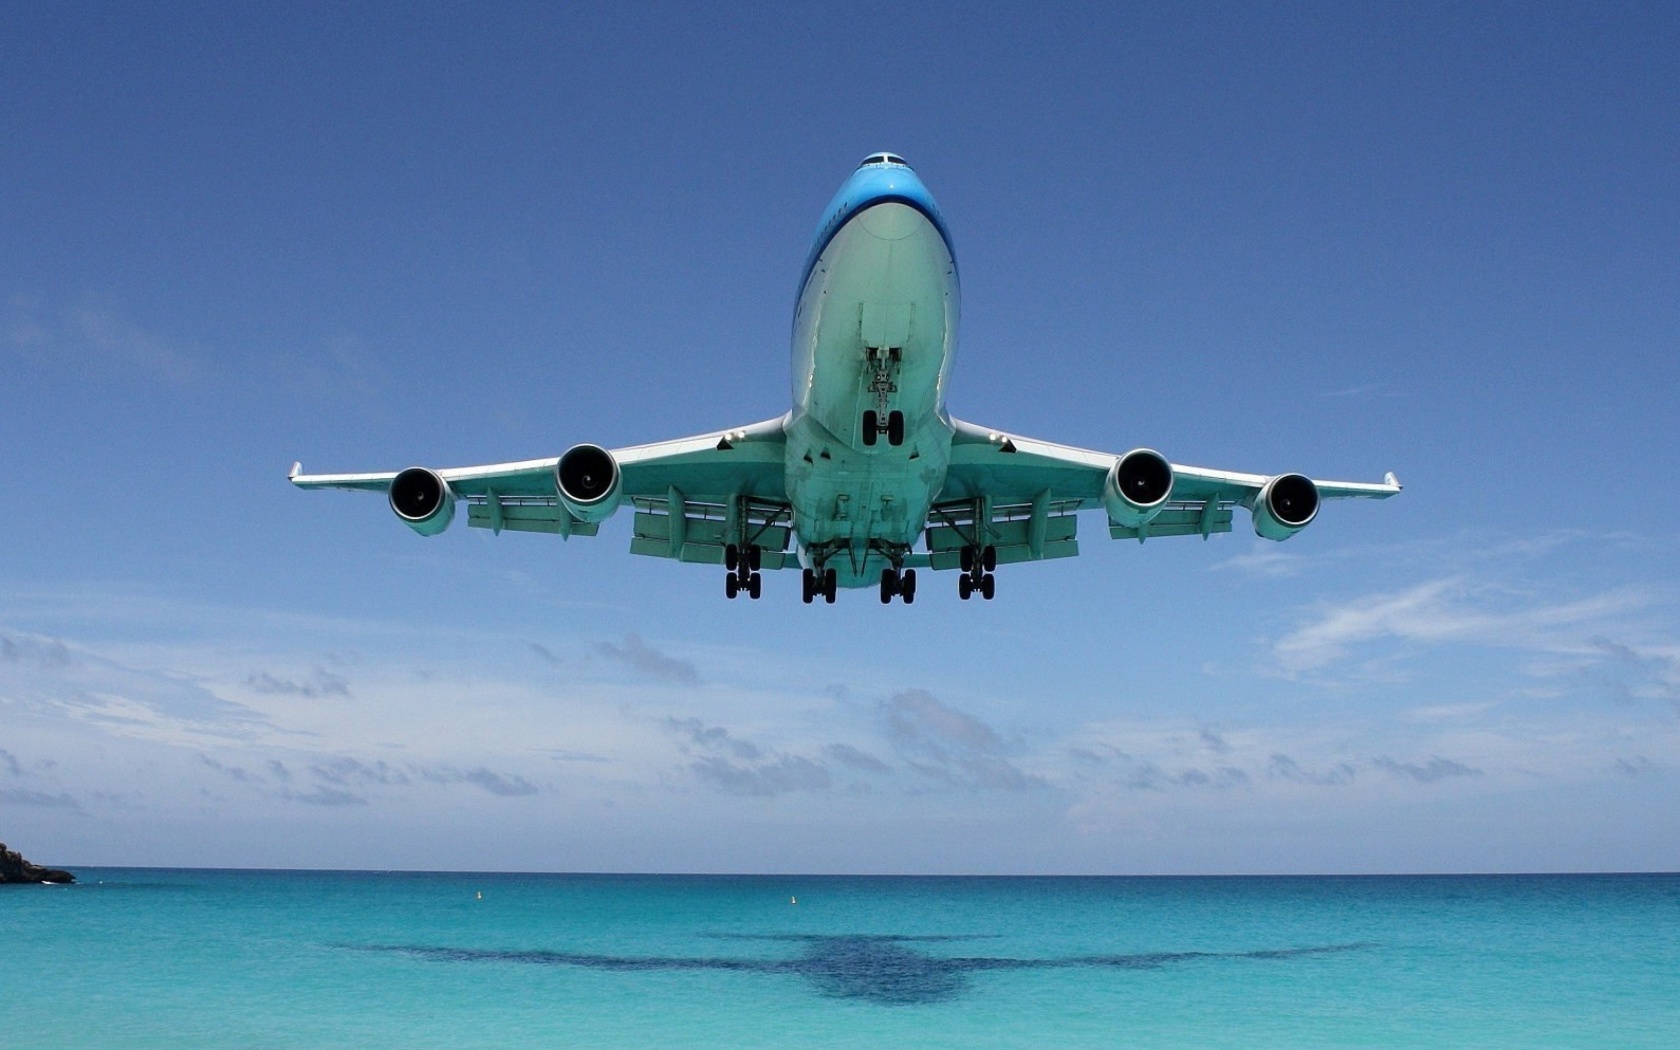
[476, 891, 483, 900]
[789, 896, 797, 905]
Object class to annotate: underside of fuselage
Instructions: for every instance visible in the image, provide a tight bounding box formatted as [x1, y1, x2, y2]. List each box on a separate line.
[785, 165, 961, 588]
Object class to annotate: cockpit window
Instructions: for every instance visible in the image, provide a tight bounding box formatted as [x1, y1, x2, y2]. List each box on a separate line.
[857, 153, 911, 169]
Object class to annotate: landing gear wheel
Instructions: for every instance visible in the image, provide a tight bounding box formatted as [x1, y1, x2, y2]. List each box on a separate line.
[823, 568, 838, 603]
[981, 574, 995, 600]
[725, 574, 739, 599]
[801, 568, 815, 604]
[959, 574, 973, 600]
[862, 410, 878, 447]
[749, 545, 762, 572]
[960, 545, 975, 574]
[724, 543, 739, 572]
[886, 410, 905, 446]
[982, 545, 997, 572]
[880, 568, 897, 604]
[748, 572, 762, 600]
[901, 568, 917, 604]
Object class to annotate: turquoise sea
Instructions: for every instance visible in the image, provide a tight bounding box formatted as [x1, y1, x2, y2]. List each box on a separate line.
[5, 871, 1677, 1048]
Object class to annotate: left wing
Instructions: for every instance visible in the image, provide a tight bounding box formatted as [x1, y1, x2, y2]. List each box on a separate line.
[290, 415, 796, 566]
[928, 416, 1398, 569]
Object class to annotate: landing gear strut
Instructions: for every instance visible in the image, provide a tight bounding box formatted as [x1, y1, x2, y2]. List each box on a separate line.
[724, 543, 763, 600]
[958, 544, 996, 601]
[861, 347, 904, 447]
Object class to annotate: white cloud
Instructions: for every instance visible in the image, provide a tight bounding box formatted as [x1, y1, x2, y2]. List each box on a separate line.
[1271, 577, 1659, 673]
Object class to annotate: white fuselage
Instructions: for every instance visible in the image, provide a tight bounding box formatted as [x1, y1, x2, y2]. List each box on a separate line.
[784, 166, 961, 586]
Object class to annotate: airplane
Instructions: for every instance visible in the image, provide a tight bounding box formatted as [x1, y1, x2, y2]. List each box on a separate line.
[291, 152, 1400, 604]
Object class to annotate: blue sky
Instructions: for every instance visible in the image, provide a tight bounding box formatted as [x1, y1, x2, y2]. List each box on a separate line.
[3, 2, 1677, 873]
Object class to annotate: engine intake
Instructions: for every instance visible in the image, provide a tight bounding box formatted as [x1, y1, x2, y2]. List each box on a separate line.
[1103, 448, 1174, 527]
[1252, 473, 1319, 540]
[388, 467, 455, 536]
[555, 443, 623, 523]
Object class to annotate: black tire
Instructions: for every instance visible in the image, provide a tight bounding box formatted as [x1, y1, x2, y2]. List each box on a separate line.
[824, 568, 838, 603]
[749, 545, 762, 572]
[982, 545, 997, 572]
[887, 410, 904, 446]
[981, 574, 995, 600]
[801, 569, 815, 604]
[724, 543, 739, 572]
[725, 574, 739, 599]
[862, 410, 878, 446]
[748, 573, 762, 600]
[902, 569, 917, 604]
[960, 545, 975, 574]
[959, 574, 973, 600]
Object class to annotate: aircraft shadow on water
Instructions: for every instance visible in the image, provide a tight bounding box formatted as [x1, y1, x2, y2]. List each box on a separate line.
[347, 934, 1371, 1005]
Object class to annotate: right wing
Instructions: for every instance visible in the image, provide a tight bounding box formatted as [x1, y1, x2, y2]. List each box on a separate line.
[290, 415, 796, 566]
[926, 416, 1399, 569]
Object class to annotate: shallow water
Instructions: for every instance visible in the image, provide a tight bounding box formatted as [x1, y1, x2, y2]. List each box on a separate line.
[5, 871, 1677, 1048]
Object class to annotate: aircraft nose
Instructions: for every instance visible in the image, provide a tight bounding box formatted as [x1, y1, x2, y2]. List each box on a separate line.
[859, 202, 924, 240]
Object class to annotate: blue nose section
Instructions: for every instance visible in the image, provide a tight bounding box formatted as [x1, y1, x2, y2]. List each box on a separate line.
[800, 163, 955, 293]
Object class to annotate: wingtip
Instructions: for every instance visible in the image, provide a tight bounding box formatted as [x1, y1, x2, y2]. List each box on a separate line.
[289, 460, 302, 481]
[1384, 471, 1402, 490]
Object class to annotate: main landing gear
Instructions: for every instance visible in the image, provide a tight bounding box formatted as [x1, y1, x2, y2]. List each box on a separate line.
[801, 566, 838, 604]
[861, 409, 905, 447]
[724, 543, 762, 600]
[879, 566, 917, 605]
[957, 544, 997, 601]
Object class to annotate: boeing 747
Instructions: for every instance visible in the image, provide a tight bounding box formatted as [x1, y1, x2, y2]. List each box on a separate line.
[292, 153, 1400, 603]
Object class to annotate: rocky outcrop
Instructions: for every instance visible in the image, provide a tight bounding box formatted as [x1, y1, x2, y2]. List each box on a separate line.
[0, 842, 75, 884]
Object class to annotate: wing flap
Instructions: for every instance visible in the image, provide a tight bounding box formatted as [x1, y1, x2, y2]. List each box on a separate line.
[465, 499, 600, 537]
[629, 494, 795, 568]
[1109, 505, 1233, 542]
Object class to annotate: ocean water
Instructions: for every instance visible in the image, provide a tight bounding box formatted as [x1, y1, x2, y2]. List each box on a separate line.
[5, 871, 1677, 1048]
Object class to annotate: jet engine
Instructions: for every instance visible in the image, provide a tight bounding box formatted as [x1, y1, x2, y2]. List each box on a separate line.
[388, 467, 456, 536]
[555, 443, 623, 523]
[1252, 473, 1319, 540]
[1102, 448, 1174, 527]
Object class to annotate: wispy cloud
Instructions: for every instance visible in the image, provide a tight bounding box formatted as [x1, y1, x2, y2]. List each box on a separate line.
[1210, 545, 1306, 578]
[596, 634, 699, 685]
[281, 785, 366, 807]
[1272, 577, 1657, 673]
[414, 765, 541, 797]
[824, 743, 892, 774]
[1373, 755, 1482, 783]
[692, 754, 831, 797]
[247, 668, 350, 698]
[0, 788, 83, 812]
[664, 716, 833, 797]
[5, 297, 203, 385]
[1, 630, 271, 736]
[880, 690, 1044, 791]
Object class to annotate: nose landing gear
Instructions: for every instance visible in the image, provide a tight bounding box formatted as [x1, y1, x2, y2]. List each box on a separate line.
[861, 409, 905, 447]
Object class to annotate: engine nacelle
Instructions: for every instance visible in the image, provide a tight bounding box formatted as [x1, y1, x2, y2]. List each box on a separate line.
[555, 443, 623, 523]
[1102, 448, 1174, 527]
[1252, 473, 1319, 541]
[388, 467, 456, 536]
